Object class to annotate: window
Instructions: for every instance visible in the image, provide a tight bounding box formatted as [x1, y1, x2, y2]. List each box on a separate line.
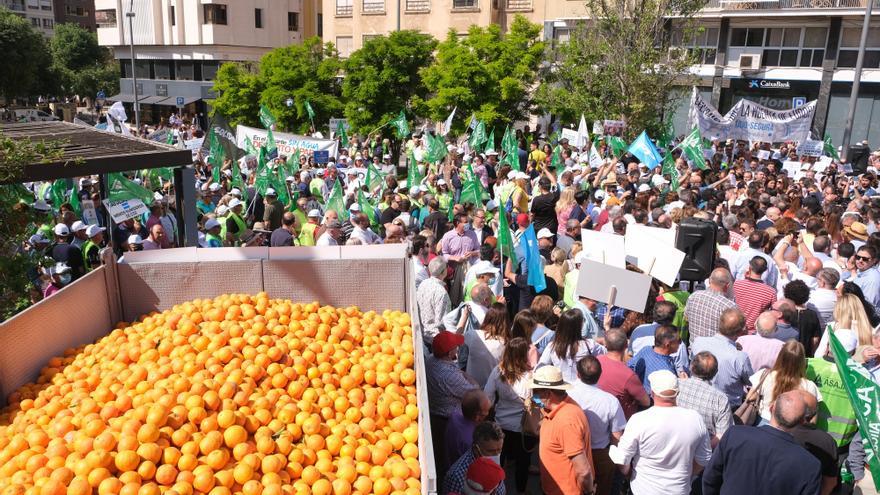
[405, 0, 429, 11]
[135, 60, 151, 79]
[155, 83, 168, 97]
[838, 26, 880, 69]
[202, 61, 219, 81]
[170, 6, 175, 25]
[336, 36, 353, 58]
[203, 4, 227, 25]
[671, 25, 719, 65]
[255, 8, 262, 28]
[153, 61, 172, 80]
[760, 27, 824, 68]
[42, 18, 53, 28]
[317, 13, 322, 36]
[554, 28, 571, 43]
[363, 34, 379, 44]
[120, 60, 132, 78]
[288, 12, 299, 31]
[30, 17, 40, 27]
[507, 0, 531, 9]
[730, 27, 764, 47]
[363, 0, 384, 13]
[175, 61, 194, 81]
[96, 9, 116, 28]
[452, 0, 477, 7]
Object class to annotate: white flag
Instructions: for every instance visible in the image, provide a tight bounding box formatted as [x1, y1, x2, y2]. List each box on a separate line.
[441, 106, 457, 137]
[589, 146, 604, 169]
[467, 114, 477, 131]
[576, 114, 590, 149]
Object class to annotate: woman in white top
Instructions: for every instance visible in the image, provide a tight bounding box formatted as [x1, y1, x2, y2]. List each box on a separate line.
[484, 337, 534, 495]
[749, 340, 821, 425]
[813, 292, 874, 358]
[464, 302, 509, 388]
[538, 308, 606, 384]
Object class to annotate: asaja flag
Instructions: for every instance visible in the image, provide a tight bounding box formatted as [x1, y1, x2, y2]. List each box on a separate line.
[207, 128, 225, 183]
[627, 131, 663, 170]
[108, 173, 153, 206]
[679, 128, 707, 170]
[259, 104, 276, 129]
[366, 162, 385, 193]
[357, 189, 378, 228]
[501, 125, 520, 171]
[264, 127, 277, 156]
[304, 100, 315, 121]
[469, 120, 487, 152]
[661, 152, 680, 190]
[484, 128, 496, 154]
[550, 145, 564, 174]
[325, 179, 345, 216]
[441, 107, 457, 137]
[522, 225, 546, 293]
[407, 149, 423, 190]
[497, 209, 518, 271]
[824, 134, 840, 161]
[391, 110, 410, 139]
[459, 164, 486, 206]
[336, 120, 349, 148]
[49, 180, 67, 210]
[607, 136, 627, 159]
[829, 329, 880, 490]
[425, 133, 448, 164]
[285, 149, 301, 177]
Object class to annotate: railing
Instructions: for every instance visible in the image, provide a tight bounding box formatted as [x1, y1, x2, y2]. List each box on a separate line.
[405, 0, 430, 11]
[335, 3, 353, 15]
[506, 0, 532, 9]
[703, 0, 878, 10]
[363, 0, 385, 13]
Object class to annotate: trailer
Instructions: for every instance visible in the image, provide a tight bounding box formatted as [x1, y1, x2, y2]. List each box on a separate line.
[0, 244, 437, 494]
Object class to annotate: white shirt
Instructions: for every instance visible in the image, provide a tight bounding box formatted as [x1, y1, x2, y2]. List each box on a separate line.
[316, 232, 337, 246]
[464, 330, 505, 389]
[568, 382, 627, 449]
[483, 367, 532, 433]
[808, 288, 837, 327]
[717, 245, 740, 274]
[616, 406, 712, 495]
[349, 226, 380, 244]
[776, 261, 817, 295]
[748, 370, 822, 421]
[537, 341, 607, 384]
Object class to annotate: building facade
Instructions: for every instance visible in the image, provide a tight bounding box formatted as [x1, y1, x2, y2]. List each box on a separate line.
[2, 0, 56, 36]
[53, 0, 96, 31]
[96, 0, 322, 124]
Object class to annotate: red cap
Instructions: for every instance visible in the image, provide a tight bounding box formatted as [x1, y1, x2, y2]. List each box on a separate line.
[516, 213, 530, 228]
[432, 331, 464, 356]
[465, 457, 506, 494]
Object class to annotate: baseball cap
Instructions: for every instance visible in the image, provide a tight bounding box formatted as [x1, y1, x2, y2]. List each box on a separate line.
[53, 223, 70, 236]
[85, 225, 106, 238]
[228, 198, 243, 209]
[648, 370, 679, 398]
[437, 179, 447, 186]
[432, 331, 464, 356]
[410, 185, 421, 194]
[71, 221, 87, 233]
[265, 188, 277, 197]
[230, 188, 242, 197]
[216, 205, 229, 217]
[127, 234, 144, 245]
[536, 228, 553, 239]
[205, 218, 221, 230]
[464, 457, 506, 495]
[516, 213, 530, 228]
[472, 260, 497, 276]
[208, 182, 221, 192]
[638, 183, 651, 193]
[485, 199, 498, 211]
[308, 209, 321, 218]
[349, 203, 361, 212]
[28, 233, 49, 245]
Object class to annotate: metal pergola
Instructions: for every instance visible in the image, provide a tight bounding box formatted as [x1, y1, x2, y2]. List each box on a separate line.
[0, 121, 200, 246]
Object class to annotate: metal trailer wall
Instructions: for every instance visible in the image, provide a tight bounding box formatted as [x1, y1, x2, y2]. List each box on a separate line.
[0, 245, 437, 494]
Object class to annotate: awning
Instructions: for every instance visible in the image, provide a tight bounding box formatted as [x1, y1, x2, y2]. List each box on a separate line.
[107, 93, 136, 103]
[140, 95, 168, 104]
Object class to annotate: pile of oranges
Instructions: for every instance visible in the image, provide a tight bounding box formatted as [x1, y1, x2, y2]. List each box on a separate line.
[0, 293, 421, 495]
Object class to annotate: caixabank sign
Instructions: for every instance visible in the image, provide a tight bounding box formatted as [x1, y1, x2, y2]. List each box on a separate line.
[748, 79, 792, 90]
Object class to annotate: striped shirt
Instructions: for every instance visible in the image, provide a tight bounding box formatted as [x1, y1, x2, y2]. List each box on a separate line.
[733, 278, 777, 333]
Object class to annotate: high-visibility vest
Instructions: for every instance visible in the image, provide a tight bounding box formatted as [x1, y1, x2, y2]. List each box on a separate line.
[806, 357, 859, 448]
[227, 212, 246, 241]
[298, 222, 317, 247]
[206, 233, 223, 247]
[217, 215, 228, 240]
[292, 209, 307, 235]
[563, 269, 579, 309]
[82, 240, 98, 270]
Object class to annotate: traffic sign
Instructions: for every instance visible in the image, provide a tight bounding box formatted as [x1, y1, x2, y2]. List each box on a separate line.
[96, 90, 106, 99]
[176, 96, 185, 107]
[792, 97, 806, 109]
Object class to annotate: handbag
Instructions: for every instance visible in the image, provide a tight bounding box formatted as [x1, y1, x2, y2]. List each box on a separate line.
[734, 369, 770, 426]
[520, 395, 543, 453]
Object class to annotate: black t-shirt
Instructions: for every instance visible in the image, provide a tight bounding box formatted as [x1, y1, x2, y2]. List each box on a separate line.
[790, 424, 838, 478]
[530, 190, 560, 234]
[423, 211, 449, 241]
[380, 207, 400, 226]
[793, 307, 822, 356]
[51, 242, 84, 279]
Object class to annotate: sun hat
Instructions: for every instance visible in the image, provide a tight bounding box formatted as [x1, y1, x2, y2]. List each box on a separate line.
[528, 365, 572, 390]
[844, 222, 868, 241]
[648, 370, 679, 398]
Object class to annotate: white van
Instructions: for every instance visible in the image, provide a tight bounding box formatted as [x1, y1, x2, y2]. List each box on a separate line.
[13, 109, 60, 122]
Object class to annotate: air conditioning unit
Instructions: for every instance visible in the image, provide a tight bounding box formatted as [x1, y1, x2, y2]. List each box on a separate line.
[738, 54, 761, 71]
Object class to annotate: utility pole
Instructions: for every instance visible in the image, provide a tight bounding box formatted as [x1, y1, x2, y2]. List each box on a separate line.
[396, 0, 400, 31]
[840, 0, 873, 162]
[127, 0, 140, 132]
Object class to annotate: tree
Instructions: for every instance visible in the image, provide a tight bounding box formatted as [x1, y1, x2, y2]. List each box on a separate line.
[258, 37, 344, 135]
[211, 62, 264, 128]
[419, 15, 544, 135]
[535, 0, 703, 139]
[0, 7, 53, 99]
[342, 31, 437, 136]
[50, 23, 119, 98]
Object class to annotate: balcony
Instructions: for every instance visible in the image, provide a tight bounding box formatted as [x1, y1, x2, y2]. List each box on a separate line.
[702, 0, 878, 10]
[506, 0, 532, 10]
[363, 0, 385, 13]
[405, 0, 429, 12]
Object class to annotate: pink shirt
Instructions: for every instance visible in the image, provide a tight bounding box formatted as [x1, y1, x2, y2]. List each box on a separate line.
[556, 205, 574, 235]
[736, 334, 784, 371]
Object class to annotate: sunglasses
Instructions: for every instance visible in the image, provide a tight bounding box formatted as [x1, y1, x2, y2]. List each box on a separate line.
[856, 255, 873, 262]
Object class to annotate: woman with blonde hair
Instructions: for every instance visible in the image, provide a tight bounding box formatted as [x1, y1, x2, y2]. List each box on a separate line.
[511, 174, 530, 214]
[554, 188, 576, 236]
[813, 293, 874, 357]
[544, 247, 568, 300]
[749, 340, 821, 425]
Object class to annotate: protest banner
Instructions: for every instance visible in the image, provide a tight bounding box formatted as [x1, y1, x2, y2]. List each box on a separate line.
[576, 259, 652, 313]
[688, 88, 816, 143]
[102, 198, 149, 223]
[236, 125, 339, 158]
[797, 139, 824, 157]
[81, 200, 99, 226]
[603, 120, 626, 137]
[561, 128, 580, 144]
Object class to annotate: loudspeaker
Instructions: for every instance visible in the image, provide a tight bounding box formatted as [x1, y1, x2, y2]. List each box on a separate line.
[848, 145, 869, 176]
[676, 217, 717, 282]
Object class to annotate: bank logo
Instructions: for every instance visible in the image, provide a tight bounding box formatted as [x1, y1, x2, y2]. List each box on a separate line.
[749, 80, 760, 88]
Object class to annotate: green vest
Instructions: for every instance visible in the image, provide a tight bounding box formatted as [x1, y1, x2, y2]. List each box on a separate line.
[309, 178, 324, 200]
[437, 192, 452, 211]
[206, 233, 223, 247]
[298, 222, 317, 246]
[227, 212, 246, 241]
[217, 215, 228, 240]
[82, 240, 98, 270]
[563, 269, 579, 309]
[292, 209, 307, 235]
[662, 290, 691, 339]
[806, 357, 859, 448]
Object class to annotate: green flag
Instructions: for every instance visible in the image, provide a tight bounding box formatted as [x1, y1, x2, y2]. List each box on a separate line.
[497, 209, 518, 271]
[607, 136, 627, 158]
[208, 129, 225, 183]
[244, 136, 257, 157]
[108, 173, 153, 206]
[679, 128, 707, 170]
[259, 104, 276, 129]
[366, 162, 384, 193]
[358, 189, 377, 228]
[661, 153, 680, 191]
[325, 179, 345, 217]
[49, 181, 67, 210]
[270, 166, 290, 206]
[447, 195, 455, 222]
[657, 121, 675, 150]
[484, 128, 496, 154]
[285, 149, 301, 177]
[304, 100, 315, 121]
[254, 148, 272, 196]
[829, 329, 880, 490]
[469, 120, 487, 152]
[824, 134, 840, 161]
[501, 125, 520, 171]
[391, 110, 410, 139]
[407, 149, 423, 190]
[68, 187, 81, 216]
[550, 145, 564, 174]
[425, 133, 447, 164]
[230, 157, 248, 203]
[336, 121, 349, 148]
[166, 130, 174, 145]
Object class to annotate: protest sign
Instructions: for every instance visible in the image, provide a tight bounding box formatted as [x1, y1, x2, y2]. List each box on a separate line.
[236, 125, 339, 158]
[782, 160, 803, 178]
[797, 139, 824, 157]
[757, 150, 771, 161]
[81, 200, 98, 225]
[102, 198, 149, 223]
[625, 226, 685, 286]
[603, 120, 625, 137]
[561, 128, 580, 144]
[581, 230, 626, 268]
[576, 259, 652, 313]
[689, 88, 816, 143]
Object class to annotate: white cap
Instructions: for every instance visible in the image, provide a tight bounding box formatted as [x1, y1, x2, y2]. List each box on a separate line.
[29, 233, 49, 245]
[265, 188, 277, 196]
[308, 208, 321, 218]
[127, 234, 144, 245]
[230, 188, 242, 197]
[648, 370, 679, 398]
[80, 178, 92, 185]
[447, 144, 456, 152]
[594, 190, 607, 200]
[133, 178, 143, 185]
[300, 171, 311, 181]
[835, 329, 859, 353]
[286, 176, 296, 182]
[638, 183, 651, 193]
[71, 221, 87, 233]
[33, 200, 51, 212]
[536, 228, 554, 239]
[486, 150, 499, 156]
[224, 169, 233, 177]
[208, 182, 221, 192]
[383, 154, 391, 159]
[228, 198, 243, 209]
[410, 185, 421, 194]
[216, 205, 229, 216]
[349, 203, 361, 212]
[486, 199, 498, 210]
[54, 223, 70, 236]
[49, 263, 71, 276]
[85, 225, 106, 238]
[437, 179, 447, 186]
[472, 260, 498, 276]
[652, 175, 670, 187]
[205, 218, 221, 230]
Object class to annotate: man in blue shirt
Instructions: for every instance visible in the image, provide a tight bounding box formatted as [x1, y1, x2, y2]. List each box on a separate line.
[692, 308, 754, 408]
[851, 245, 880, 309]
[630, 301, 690, 375]
[628, 325, 681, 395]
[573, 295, 603, 340]
[702, 390, 821, 495]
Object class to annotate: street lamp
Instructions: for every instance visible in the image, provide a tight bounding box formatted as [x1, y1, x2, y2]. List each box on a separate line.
[126, 0, 140, 131]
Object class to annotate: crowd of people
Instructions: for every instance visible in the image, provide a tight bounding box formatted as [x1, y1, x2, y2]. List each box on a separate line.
[11, 114, 880, 494]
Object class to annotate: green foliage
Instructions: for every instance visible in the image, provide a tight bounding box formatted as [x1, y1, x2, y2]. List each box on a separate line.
[211, 62, 264, 129]
[0, 7, 54, 99]
[535, 0, 703, 139]
[50, 23, 119, 98]
[0, 132, 67, 183]
[342, 31, 437, 136]
[419, 15, 544, 135]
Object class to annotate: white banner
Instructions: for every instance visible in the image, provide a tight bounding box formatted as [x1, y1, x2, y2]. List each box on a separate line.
[235, 125, 339, 158]
[797, 139, 824, 157]
[102, 198, 149, 223]
[688, 88, 816, 143]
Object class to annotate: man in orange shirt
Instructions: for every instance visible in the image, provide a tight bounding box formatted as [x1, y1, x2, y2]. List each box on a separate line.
[530, 365, 595, 495]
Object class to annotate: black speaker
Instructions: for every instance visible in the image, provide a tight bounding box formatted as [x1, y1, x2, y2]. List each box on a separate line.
[848, 145, 869, 176]
[676, 217, 717, 282]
